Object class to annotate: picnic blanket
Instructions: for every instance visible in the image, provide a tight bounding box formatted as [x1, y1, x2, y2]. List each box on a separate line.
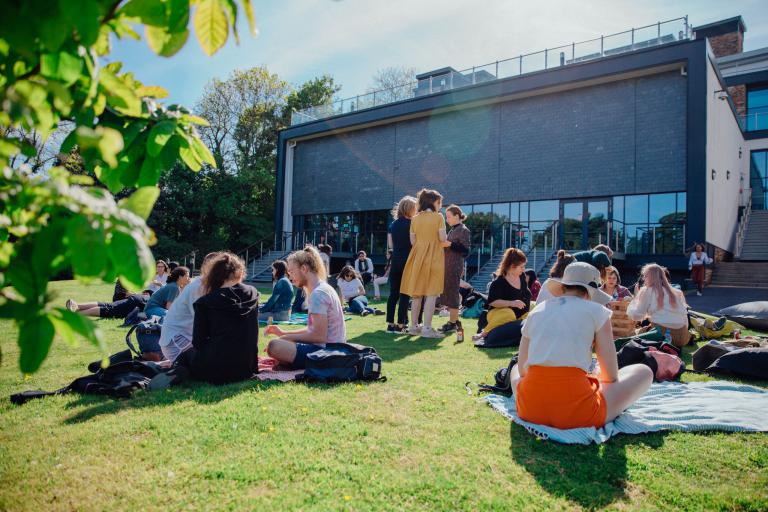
[255, 357, 303, 382]
[486, 381, 768, 445]
[257, 313, 352, 325]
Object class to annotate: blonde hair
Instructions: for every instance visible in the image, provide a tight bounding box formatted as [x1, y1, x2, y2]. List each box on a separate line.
[287, 245, 327, 282]
[391, 195, 417, 220]
[640, 263, 681, 309]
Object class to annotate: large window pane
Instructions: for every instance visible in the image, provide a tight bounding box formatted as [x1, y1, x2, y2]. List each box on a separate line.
[747, 86, 768, 131]
[649, 193, 677, 223]
[529, 200, 559, 221]
[612, 196, 625, 224]
[624, 194, 648, 224]
[676, 192, 686, 217]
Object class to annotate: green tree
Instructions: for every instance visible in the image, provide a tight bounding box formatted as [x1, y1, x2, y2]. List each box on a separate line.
[0, 0, 256, 373]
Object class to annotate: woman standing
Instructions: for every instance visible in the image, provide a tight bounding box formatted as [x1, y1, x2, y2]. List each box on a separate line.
[385, 196, 416, 334]
[688, 243, 713, 296]
[601, 266, 633, 301]
[401, 189, 447, 338]
[627, 263, 690, 347]
[439, 205, 470, 334]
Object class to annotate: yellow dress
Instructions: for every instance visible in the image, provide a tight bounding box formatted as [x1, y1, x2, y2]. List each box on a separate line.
[400, 210, 445, 297]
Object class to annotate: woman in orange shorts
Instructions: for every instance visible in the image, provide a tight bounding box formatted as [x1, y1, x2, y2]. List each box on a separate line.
[509, 262, 653, 429]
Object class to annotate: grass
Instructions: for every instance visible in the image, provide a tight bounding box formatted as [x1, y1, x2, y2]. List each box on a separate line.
[0, 280, 766, 511]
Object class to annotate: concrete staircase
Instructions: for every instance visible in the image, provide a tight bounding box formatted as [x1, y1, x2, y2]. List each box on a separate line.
[739, 210, 768, 261]
[469, 248, 554, 292]
[710, 262, 768, 288]
[244, 250, 291, 283]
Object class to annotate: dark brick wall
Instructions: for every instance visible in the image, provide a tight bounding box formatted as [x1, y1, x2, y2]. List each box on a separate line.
[291, 71, 687, 214]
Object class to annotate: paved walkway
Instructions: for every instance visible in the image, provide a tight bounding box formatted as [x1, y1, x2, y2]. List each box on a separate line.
[686, 286, 768, 314]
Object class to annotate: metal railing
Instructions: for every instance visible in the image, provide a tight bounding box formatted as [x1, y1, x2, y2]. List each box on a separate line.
[471, 221, 559, 280]
[735, 195, 753, 258]
[290, 229, 390, 256]
[291, 16, 690, 125]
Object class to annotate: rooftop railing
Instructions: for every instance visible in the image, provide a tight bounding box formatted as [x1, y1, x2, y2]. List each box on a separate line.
[291, 16, 690, 126]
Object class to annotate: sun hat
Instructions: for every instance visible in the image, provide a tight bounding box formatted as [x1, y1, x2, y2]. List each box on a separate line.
[548, 262, 612, 305]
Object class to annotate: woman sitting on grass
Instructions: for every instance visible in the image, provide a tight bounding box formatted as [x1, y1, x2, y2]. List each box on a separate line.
[173, 252, 260, 384]
[259, 260, 293, 322]
[536, 250, 576, 304]
[509, 262, 653, 429]
[627, 263, 690, 347]
[337, 265, 383, 316]
[600, 266, 633, 302]
[143, 266, 190, 318]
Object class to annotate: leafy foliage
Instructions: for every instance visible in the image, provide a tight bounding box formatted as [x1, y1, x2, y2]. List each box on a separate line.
[0, 0, 254, 373]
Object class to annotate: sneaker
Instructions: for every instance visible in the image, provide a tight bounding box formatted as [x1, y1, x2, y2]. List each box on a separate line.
[712, 316, 727, 331]
[148, 366, 188, 391]
[407, 324, 422, 335]
[472, 333, 485, 342]
[440, 321, 457, 334]
[373, 309, 385, 316]
[360, 310, 370, 317]
[386, 324, 403, 334]
[696, 291, 702, 296]
[65, 299, 78, 312]
[438, 308, 450, 317]
[420, 327, 444, 339]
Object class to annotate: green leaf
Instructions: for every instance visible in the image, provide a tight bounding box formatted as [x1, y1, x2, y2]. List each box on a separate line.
[135, 85, 169, 99]
[95, 164, 124, 194]
[167, 0, 190, 33]
[241, 0, 257, 35]
[99, 68, 142, 117]
[66, 0, 102, 46]
[138, 155, 162, 186]
[31, 219, 67, 277]
[108, 228, 154, 290]
[221, 0, 239, 44]
[146, 120, 176, 157]
[48, 308, 105, 350]
[178, 138, 201, 171]
[119, 0, 167, 26]
[19, 314, 55, 374]
[191, 136, 216, 167]
[6, 245, 38, 301]
[145, 26, 189, 57]
[194, 0, 229, 56]
[40, 52, 83, 86]
[118, 186, 160, 220]
[182, 114, 210, 126]
[66, 216, 108, 279]
[97, 127, 125, 168]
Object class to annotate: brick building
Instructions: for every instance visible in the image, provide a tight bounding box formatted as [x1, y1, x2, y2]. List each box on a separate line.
[273, 16, 768, 277]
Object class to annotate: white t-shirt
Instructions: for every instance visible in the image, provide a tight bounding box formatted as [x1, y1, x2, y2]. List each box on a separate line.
[149, 273, 167, 292]
[522, 295, 612, 373]
[308, 281, 347, 345]
[337, 277, 363, 300]
[319, 252, 330, 275]
[159, 278, 203, 347]
[535, 278, 556, 304]
[627, 287, 688, 329]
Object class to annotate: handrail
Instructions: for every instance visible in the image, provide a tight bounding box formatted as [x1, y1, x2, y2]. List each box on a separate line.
[735, 195, 752, 258]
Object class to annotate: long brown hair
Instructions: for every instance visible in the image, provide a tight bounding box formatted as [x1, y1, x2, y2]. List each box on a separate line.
[640, 263, 682, 309]
[167, 266, 190, 283]
[416, 188, 443, 212]
[201, 252, 245, 295]
[496, 248, 527, 277]
[549, 250, 575, 278]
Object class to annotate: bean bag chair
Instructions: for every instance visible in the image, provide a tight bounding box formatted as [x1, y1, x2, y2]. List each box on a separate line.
[706, 347, 768, 381]
[474, 320, 523, 349]
[716, 302, 768, 332]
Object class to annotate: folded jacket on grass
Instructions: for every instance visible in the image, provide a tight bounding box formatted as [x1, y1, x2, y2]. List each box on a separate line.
[257, 313, 352, 325]
[486, 381, 768, 445]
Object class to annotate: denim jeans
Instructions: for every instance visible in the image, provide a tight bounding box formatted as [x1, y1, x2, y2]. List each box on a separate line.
[348, 295, 373, 314]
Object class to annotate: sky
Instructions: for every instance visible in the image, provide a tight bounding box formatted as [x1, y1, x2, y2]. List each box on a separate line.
[110, 0, 768, 110]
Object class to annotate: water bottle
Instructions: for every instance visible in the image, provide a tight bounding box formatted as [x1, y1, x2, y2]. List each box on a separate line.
[664, 328, 672, 344]
[456, 322, 465, 343]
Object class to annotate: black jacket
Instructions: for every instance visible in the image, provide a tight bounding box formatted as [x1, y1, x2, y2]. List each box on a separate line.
[189, 283, 260, 384]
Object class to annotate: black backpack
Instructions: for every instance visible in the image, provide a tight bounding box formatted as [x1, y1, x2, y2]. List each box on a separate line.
[298, 343, 385, 383]
[473, 355, 519, 395]
[10, 360, 163, 405]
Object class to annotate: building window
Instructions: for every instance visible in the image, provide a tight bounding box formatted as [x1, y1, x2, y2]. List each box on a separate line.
[613, 192, 686, 255]
[746, 85, 768, 131]
[751, 150, 768, 210]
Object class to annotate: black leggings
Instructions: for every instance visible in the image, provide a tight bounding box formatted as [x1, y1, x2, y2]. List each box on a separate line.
[386, 266, 410, 325]
[98, 295, 146, 319]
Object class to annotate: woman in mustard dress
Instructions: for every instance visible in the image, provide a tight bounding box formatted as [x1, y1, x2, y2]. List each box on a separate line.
[401, 188, 447, 338]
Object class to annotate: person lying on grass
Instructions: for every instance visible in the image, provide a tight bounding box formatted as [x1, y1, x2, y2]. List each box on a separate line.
[508, 262, 653, 430]
[66, 291, 150, 319]
[265, 246, 347, 369]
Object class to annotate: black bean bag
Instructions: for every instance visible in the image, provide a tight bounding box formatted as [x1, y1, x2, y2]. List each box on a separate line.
[706, 347, 768, 380]
[474, 321, 523, 349]
[716, 301, 768, 332]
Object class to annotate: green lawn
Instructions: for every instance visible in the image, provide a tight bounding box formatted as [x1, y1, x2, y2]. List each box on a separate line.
[1, 280, 767, 511]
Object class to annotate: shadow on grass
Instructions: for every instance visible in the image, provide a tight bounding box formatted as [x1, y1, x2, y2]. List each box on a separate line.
[509, 424, 666, 509]
[346, 331, 449, 363]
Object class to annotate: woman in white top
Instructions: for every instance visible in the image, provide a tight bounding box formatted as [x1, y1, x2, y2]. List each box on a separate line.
[337, 265, 382, 316]
[627, 263, 690, 347]
[688, 243, 713, 296]
[509, 262, 653, 429]
[148, 260, 169, 292]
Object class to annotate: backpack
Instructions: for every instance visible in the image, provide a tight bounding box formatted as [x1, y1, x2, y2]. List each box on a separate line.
[616, 338, 685, 381]
[299, 343, 384, 383]
[462, 297, 485, 319]
[474, 355, 519, 395]
[10, 360, 163, 405]
[125, 319, 163, 361]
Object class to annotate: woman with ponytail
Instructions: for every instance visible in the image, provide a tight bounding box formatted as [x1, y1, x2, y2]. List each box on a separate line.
[438, 205, 471, 334]
[536, 250, 576, 304]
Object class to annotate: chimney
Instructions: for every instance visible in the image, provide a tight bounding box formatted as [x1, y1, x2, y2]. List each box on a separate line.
[693, 16, 747, 58]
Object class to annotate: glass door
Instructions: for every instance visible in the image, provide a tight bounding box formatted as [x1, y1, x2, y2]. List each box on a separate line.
[560, 199, 611, 251]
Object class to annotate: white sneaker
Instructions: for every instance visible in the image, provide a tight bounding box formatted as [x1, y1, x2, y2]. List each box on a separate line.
[407, 324, 422, 335]
[696, 291, 702, 296]
[420, 327, 444, 339]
